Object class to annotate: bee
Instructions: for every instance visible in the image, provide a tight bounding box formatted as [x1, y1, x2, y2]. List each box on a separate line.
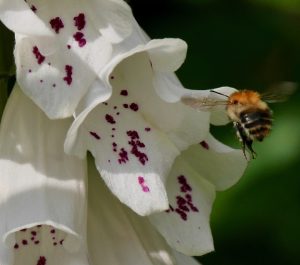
[181, 83, 296, 160]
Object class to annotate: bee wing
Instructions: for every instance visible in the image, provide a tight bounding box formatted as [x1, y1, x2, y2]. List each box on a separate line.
[181, 96, 229, 111]
[261, 82, 297, 103]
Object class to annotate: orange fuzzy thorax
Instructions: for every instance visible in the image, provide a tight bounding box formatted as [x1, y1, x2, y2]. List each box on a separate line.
[228, 90, 262, 106]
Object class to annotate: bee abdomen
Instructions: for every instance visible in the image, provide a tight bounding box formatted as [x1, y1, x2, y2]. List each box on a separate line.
[240, 109, 273, 141]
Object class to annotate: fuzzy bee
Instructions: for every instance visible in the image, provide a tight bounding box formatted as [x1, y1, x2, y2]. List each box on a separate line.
[181, 83, 296, 159]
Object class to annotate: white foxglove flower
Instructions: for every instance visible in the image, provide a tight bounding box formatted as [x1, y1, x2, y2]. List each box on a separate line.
[0, 85, 204, 265]
[0, 0, 248, 263]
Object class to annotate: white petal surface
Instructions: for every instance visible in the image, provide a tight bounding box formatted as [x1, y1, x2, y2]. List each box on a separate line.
[149, 157, 216, 256]
[66, 51, 211, 216]
[0, 86, 87, 264]
[0, 0, 53, 36]
[87, 155, 201, 265]
[10, 0, 135, 119]
[182, 134, 248, 190]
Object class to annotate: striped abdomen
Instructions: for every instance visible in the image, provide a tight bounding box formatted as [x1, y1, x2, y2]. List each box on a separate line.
[240, 109, 273, 141]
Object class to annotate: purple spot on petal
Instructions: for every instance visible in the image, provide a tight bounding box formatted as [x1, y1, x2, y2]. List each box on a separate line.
[67, 45, 71, 49]
[36, 256, 46, 265]
[118, 148, 129, 164]
[28, 69, 32, 73]
[89, 131, 101, 140]
[120, 90, 128, 96]
[63, 65, 73, 85]
[127, 130, 148, 165]
[73, 32, 86, 47]
[123, 104, 128, 108]
[105, 114, 116, 124]
[49, 17, 64, 33]
[200, 141, 209, 150]
[22, 240, 28, 245]
[138, 176, 150, 192]
[32, 46, 45, 64]
[145, 127, 151, 132]
[31, 5, 37, 12]
[14, 243, 19, 249]
[73, 13, 86, 30]
[129, 103, 139, 112]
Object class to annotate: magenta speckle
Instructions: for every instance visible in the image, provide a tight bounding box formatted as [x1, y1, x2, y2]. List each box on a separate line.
[52, 84, 56, 88]
[34, 240, 40, 245]
[127, 130, 148, 165]
[178, 175, 192, 193]
[37, 256, 46, 265]
[28, 69, 32, 73]
[123, 104, 128, 108]
[20, 229, 27, 232]
[118, 148, 129, 164]
[32, 46, 45, 64]
[105, 114, 116, 124]
[120, 90, 128, 96]
[49, 17, 64, 33]
[113, 106, 117, 109]
[130, 103, 139, 112]
[31, 231, 37, 236]
[73, 13, 86, 30]
[116, 112, 120, 115]
[89, 131, 101, 140]
[50, 229, 55, 234]
[175, 208, 188, 221]
[67, 45, 71, 49]
[110, 75, 114, 80]
[167, 175, 199, 221]
[112, 128, 116, 131]
[63, 65, 73, 85]
[73, 32, 86, 47]
[145, 127, 151, 132]
[31, 5, 37, 12]
[200, 141, 209, 150]
[22, 240, 28, 245]
[138, 176, 150, 192]
[40, 80, 43, 83]
[53, 242, 57, 246]
[59, 239, 64, 245]
[14, 243, 19, 249]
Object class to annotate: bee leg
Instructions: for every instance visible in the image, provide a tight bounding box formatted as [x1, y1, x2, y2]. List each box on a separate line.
[234, 122, 254, 160]
[245, 139, 257, 159]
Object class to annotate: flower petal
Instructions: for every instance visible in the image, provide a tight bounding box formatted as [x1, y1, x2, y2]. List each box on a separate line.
[7, 0, 135, 119]
[84, 0, 133, 43]
[87, 155, 201, 265]
[0, 0, 53, 36]
[1, 225, 88, 265]
[14, 33, 111, 119]
[65, 49, 210, 216]
[149, 157, 216, 256]
[0, 85, 87, 263]
[182, 134, 247, 190]
[66, 55, 182, 215]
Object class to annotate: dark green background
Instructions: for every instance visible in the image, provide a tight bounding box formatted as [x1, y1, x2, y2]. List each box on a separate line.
[128, 0, 300, 265]
[1, 0, 300, 264]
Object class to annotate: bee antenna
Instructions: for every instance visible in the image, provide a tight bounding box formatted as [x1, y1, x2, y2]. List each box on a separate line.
[210, 90, 229, 98]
